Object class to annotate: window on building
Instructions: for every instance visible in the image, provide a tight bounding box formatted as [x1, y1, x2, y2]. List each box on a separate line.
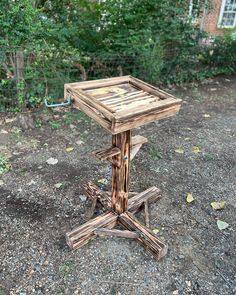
[218, 0, 236, 28]
[189, 0, 200, 20]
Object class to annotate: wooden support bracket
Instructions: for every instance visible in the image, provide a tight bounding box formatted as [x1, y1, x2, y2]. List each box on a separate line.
[83, 182, 161, 214]
[130, 135, 148, 160]
[66, 211, 117, 250]
[94, 147, 121, 167]
[94, 228, 139, 239]
[119, 211, 167, 260]
[83, 181, 112, 209]
[128, 186, 162, 213]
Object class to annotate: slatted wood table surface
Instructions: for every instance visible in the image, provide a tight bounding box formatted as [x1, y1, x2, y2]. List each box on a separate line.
[65, 76, 182, 260]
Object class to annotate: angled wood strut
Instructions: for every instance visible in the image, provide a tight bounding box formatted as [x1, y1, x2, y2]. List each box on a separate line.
[65, 76, 182, 261]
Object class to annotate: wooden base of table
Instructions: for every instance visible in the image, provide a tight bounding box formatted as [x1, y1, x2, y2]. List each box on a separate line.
[66, 184, 167, 261]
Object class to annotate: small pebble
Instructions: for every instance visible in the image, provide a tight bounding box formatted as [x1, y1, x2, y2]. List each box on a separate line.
[76, 140, 84, 145]
[79, 195, 87, 202]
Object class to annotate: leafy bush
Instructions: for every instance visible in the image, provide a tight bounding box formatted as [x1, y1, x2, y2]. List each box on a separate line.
[1, 0, 236, 111]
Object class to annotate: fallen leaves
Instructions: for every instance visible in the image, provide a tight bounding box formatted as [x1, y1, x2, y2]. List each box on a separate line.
[54, 182, 63, 189]
[211, 201, 225, 210]
[46, 157, 58, 165]
[97, 178, 108, 185]
[186, 193, 194, 203]
[192, 146, 201, 154]
[217, 220, 229, 230]
[0, 180, 4, 186]
[175, 148, 184, 154]
[65, 147, 74, 152]
[0, 155, 11, 175]
[152, 228, 159, 234]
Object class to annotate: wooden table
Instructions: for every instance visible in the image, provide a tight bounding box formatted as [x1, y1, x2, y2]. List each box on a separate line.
[64, 76, 182, 260]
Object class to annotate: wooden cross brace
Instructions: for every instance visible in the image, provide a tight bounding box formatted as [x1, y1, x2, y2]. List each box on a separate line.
[66, 132, 168, 260]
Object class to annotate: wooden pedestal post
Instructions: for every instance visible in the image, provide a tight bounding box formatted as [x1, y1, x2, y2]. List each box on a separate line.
[66, 131, 168, 261]
[111, 130, 131, 214]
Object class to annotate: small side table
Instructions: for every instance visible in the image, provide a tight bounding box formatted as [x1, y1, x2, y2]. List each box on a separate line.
[64, 76, 181, 260]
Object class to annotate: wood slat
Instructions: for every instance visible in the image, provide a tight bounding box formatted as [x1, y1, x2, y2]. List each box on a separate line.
[119, 211, 168, 260]
[94, 228, 139, 239]
[83, 182, 112, 209]
[72, 97, 112, 133]
[112, 96, 157, 112]
[131, 135, 148, 146]
[65, 76, 130, 90]
[94, 147, 121, 161]
[83, 182, 161, 214]
[66, 211, 118, 250]
[115, 97, 181, 119]
[130, 76, 175, 100]
[128, 186, 161, 213]
[112, 104, 181, 134]
[67, 87, 115, 117]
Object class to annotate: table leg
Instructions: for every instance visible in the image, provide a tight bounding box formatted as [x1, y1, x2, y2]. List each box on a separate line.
[111, 130, 131, 214]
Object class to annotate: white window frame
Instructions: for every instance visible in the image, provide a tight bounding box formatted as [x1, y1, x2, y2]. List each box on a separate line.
[189, 0, 200, 21]
[218, 0, 236, 28]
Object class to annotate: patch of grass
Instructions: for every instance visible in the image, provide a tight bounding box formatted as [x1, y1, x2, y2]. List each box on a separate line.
[203, 153, 214, 161]
[59, 260, 75, 276]
[192, 87, 203, 101]
[149, 147, 163, 160]
[64, 110, 84, 124]
[0, 287, 7, 295]
[0, 155, 11, 175]
[48, 120, 61, 129]
[35, 118, 43, 128]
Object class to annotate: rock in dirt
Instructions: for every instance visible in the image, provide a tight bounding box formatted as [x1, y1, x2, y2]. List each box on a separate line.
[79, 195, 87, 202]
[46, 157, 58, 165]
[39, 112, 53, 123]
[16, 113, 35, 131]
[5, 117, 16, 124]
[76, 139, 84, 145]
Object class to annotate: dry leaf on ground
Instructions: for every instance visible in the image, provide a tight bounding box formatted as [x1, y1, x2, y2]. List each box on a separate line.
[98, 178, 108, 185]
[152, 228, 160, 234]
[211, 201, 225, 210]
[186, 193, 194, 203]
[65, 147, 74, 152]
[192, 146, 201, 153]
[203, 113, 211, 118]
[175, 148, 184, 154]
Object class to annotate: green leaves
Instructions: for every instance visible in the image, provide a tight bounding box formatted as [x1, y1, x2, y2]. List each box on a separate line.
[0, 155, 11, 175]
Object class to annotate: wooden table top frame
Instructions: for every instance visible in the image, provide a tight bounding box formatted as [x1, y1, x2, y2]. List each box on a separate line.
[65, 76, 182, 260]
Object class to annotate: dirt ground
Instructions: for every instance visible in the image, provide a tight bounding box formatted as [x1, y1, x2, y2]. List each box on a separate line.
[0, 75, 235, 295]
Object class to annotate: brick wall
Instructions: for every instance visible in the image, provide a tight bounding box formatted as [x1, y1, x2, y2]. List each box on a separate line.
[200, 0, 223, 35]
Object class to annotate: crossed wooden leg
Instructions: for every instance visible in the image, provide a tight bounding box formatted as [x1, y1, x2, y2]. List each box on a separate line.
[66, 184, 167, 260]
[66, 133, 168, 260]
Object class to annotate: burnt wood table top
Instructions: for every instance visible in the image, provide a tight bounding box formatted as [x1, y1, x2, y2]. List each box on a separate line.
[65, 75, 181, 134]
